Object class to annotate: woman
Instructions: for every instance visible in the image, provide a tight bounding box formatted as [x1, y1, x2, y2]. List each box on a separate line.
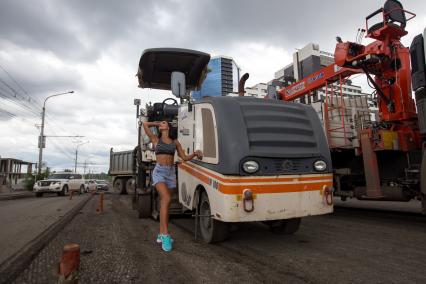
[142, 120, 202, 252]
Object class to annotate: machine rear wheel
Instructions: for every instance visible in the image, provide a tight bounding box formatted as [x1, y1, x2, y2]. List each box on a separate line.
[268, 218, 301, 235]
[199, 191, 229, 243]
[137, 193, 152, 219]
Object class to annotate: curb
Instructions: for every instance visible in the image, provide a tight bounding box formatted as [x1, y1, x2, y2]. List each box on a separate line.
[0, 194, 93, 284]
[0, 192, 34, 201]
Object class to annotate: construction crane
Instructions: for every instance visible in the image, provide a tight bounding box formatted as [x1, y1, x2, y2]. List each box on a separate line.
[275, 0, 426, 212]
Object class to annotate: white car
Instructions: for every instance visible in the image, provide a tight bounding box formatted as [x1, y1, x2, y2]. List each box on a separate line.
[33, 173, 86, 197]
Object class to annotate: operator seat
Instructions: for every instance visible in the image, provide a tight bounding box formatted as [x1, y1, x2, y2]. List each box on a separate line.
[368, 0, 406, 34]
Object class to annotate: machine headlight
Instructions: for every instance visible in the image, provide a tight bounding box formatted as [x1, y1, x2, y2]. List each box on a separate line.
[54, 181, 61, 185]
[314, 160, 327, 172]
[242, 161, 259, 173]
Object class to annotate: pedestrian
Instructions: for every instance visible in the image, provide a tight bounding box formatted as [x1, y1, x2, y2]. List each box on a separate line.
[142, 121, 202, 252]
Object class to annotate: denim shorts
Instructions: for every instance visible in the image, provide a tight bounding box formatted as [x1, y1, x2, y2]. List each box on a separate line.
[152, 164, 176, 189]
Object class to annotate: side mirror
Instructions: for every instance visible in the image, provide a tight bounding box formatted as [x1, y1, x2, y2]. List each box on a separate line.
[69, 176, 75, 179]
[171, 71, 186, 98]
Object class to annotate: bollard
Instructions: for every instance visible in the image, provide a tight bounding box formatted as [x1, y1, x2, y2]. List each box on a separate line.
[96, 192, 104, 213]
[58, 243, 80, 284]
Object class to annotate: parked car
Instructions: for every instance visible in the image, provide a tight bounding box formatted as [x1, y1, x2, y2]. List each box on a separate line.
[95, 180, 109, 191]
[87, 180, 98, 193]
[33, 173, 86, 197]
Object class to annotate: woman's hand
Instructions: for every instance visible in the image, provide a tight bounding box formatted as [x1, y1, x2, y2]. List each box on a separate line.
[194, 150, 203, 159]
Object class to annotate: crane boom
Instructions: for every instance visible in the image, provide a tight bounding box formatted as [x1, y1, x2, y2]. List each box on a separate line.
[278, 65, 359, 101]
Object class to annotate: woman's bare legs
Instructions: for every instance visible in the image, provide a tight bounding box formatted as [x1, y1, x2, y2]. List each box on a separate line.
[155, 182, 171, 235]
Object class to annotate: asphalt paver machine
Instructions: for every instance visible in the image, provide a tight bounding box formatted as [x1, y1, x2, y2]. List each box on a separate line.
[133, 48, 334, 243]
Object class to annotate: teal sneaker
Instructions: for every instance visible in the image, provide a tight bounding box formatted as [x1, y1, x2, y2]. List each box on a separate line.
[156, 234, 163, 244]
[161, 235, 173, 252]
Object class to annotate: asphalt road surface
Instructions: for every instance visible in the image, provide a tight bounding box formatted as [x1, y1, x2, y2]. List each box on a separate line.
[11, 192, 426, 284]
[0, 193, 89, 265]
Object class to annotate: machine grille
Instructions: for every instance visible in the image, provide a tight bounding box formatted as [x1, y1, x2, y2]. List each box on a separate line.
[239, 100, 318, 157]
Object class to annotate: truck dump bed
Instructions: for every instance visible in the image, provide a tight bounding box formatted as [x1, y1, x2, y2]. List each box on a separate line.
[109, 149, 135, 176]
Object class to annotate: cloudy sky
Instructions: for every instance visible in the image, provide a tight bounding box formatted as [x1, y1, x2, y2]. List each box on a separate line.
[0, 0, 425, 173]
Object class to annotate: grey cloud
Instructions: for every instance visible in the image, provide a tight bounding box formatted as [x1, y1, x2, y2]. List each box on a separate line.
[1, 0, 425, 172]
[0, 0, 176, 62]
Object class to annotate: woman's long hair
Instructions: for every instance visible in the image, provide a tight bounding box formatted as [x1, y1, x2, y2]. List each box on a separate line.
[158, 122, 177, 140]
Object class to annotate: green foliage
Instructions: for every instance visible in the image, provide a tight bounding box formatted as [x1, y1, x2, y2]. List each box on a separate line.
[22, 174, 35, 191]
[36, 167, 51, 181]
[84, 172, 111, 181]
[63, 169, 73, 172]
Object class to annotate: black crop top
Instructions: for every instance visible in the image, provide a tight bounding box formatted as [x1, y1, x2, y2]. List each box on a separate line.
[155, 139, 176, 156]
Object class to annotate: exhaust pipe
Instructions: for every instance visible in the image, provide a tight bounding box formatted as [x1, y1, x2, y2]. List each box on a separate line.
[238, 73, 250, 96]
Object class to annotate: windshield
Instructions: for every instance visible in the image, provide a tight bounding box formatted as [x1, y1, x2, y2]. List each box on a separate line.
[96, 180, 107, 184]
[48, 174, 71, 179]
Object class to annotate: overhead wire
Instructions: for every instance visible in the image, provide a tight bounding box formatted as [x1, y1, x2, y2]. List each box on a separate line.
[0, 63, 44, 108]
[0, 63, 79, 163]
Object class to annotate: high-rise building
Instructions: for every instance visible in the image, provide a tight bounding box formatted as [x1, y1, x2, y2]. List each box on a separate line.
[245, 83, 267, 98]
[192, 56, 240, 100]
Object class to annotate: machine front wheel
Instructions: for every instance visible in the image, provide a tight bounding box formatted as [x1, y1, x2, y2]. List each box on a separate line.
[137, 193, 152, 219]
[198, 191, 229, 243]
[131, 194, 137, 210]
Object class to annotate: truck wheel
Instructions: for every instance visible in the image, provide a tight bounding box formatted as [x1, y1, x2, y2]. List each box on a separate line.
[113, 178, 125, 194]
[126, 178, 136, 195]
[35, 192, 43, 198]
[199, 191, 229, 243]
[60, 185, 68, 196]
[137, 193, 152, 219]
[268, 218, 301, 235]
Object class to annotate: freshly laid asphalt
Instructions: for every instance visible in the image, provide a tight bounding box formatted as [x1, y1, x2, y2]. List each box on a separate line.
[12, 193, 426, 284]
[0, 193, 89, 265]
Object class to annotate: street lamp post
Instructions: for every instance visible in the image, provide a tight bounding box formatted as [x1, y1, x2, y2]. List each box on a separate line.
[74, 141, 89, 173]
[38, 91, 74, 176]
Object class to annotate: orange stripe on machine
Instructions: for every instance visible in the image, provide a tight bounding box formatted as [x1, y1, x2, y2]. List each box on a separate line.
[178, 162, 333, 195]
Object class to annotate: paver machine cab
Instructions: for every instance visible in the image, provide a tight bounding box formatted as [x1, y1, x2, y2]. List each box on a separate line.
[134, 48, 333, 243]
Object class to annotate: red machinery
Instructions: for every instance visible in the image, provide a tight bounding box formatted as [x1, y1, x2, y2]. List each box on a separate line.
[277, 0, 425, 210]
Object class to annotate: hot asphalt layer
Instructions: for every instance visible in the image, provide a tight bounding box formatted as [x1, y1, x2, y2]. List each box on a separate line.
[13, 193, 426, 284]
